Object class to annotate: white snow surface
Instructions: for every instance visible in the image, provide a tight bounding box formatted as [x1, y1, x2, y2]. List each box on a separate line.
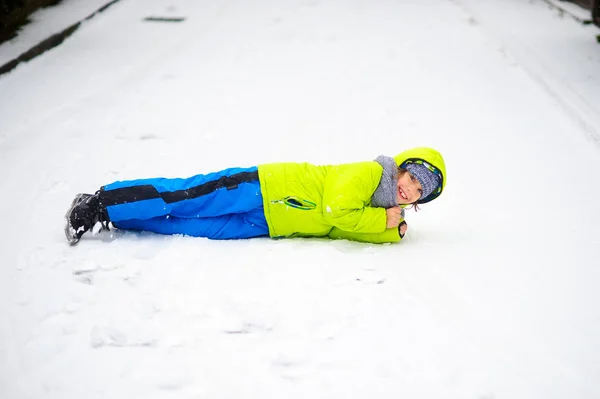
[0, 0, 111, 65]
[1, 0, 600, 398]
[543, 0, 594, 22]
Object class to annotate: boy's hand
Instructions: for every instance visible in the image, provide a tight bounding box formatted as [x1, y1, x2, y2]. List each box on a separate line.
[386, 207, 402, 229]
[399, 221, 408, 238]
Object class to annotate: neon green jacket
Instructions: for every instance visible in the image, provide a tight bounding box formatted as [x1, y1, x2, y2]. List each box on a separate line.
[257, 147, 446, 244]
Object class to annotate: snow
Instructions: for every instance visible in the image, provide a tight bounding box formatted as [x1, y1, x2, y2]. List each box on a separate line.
[1, 0, 600, 398]
[542, 0, 594, 22]
[0, 0, 111, 65]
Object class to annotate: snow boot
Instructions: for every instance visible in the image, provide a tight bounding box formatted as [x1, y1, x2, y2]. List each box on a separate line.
[64, 192, 110, 245]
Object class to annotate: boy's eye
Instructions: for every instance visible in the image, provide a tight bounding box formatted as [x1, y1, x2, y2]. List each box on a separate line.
[410, 174, 416, 182]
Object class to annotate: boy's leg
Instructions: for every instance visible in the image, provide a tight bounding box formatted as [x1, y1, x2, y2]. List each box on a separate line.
[114, 208, 269, 239]
[99, 166, 262, 222]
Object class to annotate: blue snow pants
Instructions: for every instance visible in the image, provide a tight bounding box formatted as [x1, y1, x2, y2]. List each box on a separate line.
[97, 166, 269, 239]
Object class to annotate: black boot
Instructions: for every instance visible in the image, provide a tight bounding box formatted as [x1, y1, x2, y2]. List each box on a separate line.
[64, 192, 110, 245]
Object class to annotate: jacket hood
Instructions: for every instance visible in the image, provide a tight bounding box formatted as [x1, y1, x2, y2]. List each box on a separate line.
[394, 147, 446, 204]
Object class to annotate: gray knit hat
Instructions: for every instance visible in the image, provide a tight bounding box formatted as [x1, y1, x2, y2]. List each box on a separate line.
[405, 163, 441, 201]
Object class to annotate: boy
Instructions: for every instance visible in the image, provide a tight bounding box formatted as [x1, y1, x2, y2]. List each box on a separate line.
[65, 147, 446, 245]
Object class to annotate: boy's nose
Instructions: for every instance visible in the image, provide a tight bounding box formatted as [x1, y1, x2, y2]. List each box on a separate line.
[408, 183, 419, 197]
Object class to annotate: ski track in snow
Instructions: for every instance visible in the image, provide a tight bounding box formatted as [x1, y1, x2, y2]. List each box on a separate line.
[454, 0, 600, 146]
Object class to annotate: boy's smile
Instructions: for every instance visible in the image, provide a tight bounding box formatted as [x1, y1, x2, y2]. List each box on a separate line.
[396, 171, 422, 204]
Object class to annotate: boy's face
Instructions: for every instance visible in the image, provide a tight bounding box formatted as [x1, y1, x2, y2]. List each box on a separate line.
[396, 170, 422, 204]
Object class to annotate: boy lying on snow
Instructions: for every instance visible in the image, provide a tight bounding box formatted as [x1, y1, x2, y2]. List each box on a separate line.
[65, 147, 446, 245]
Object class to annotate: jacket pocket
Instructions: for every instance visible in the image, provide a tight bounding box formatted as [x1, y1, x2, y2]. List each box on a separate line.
[272, 196, 317, 210]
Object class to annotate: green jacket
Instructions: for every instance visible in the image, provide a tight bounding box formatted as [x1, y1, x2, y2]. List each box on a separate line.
[257, 147, 446, 244]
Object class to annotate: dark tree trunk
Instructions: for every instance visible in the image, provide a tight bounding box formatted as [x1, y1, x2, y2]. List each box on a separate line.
[592, 0, 600, 27]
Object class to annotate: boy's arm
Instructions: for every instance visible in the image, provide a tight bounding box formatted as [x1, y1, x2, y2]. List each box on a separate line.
[328, 220, 407, 244]
[322, 163, 387, 234]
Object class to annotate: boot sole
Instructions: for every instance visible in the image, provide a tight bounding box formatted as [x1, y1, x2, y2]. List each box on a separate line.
[64, 193, 88, 245]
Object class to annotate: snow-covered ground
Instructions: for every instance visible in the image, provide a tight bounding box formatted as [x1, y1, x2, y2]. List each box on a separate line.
[1, 0, 600, 398]
[0, 0, 112, 65]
